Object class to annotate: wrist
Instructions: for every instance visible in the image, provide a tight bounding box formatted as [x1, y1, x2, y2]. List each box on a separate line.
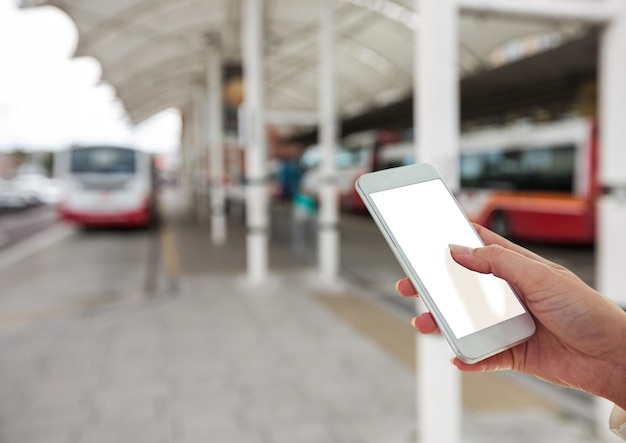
[613, 389, 626, 413]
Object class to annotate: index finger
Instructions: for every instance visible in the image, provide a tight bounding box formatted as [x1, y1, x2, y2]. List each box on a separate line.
[472, 223, 561, 268]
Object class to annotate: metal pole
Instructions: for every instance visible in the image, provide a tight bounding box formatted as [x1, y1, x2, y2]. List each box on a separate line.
[207, 40, 227, 245]
[414, 1, 461, 442]
[242, 0, 269, 282]
[597, 1, 626, 440]
[318, 0, 339, 284]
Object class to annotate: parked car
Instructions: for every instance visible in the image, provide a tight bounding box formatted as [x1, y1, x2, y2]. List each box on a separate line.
[14, 173, 62, 205]
[0, 178, 29, 212]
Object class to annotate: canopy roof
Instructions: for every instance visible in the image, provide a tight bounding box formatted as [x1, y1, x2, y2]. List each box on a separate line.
[20, 0, 590, 127]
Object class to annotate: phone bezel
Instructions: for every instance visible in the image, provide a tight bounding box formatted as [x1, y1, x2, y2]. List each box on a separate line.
[355, 162, 535, 364]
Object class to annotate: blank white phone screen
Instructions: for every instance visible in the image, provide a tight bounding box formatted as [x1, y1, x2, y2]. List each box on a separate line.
[370, 179, 526, 338]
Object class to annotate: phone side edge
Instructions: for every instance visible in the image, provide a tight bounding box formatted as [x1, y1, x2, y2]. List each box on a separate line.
[355, 174, 468, 359]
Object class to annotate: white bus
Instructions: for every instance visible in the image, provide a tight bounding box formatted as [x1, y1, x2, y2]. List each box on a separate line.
[54, 145, 157, 228]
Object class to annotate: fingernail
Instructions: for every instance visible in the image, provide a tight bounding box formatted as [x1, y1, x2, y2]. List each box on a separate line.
[449, 244, 473, 255]
[411, 317, 418, 328]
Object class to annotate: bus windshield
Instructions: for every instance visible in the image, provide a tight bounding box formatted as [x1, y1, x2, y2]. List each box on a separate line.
[70, 147, 137, 174]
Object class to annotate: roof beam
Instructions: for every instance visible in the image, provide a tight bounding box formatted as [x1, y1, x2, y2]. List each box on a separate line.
[264, 110, 317, 125]
[458, 0, 617, 24]
[128, 90, 189, 124]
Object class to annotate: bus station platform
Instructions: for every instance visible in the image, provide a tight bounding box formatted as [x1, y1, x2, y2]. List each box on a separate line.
[0, 189, 603, 443]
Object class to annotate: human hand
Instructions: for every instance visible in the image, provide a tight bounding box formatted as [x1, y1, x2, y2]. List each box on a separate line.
[396, 223, 626, 410]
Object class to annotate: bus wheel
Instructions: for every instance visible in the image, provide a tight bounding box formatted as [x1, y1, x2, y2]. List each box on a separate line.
[491, 212, 511, 238]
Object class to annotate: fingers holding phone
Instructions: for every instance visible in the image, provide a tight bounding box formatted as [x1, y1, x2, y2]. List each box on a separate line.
[358, 163, 535, 364]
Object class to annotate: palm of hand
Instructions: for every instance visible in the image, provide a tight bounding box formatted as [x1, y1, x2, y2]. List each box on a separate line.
[460, 269, 626, 403]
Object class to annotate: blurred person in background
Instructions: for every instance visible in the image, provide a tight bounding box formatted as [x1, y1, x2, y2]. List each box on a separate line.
[396, 223, 626, 439]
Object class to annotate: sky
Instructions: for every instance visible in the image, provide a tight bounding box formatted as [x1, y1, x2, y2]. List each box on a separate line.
[0, 0, 180, 154]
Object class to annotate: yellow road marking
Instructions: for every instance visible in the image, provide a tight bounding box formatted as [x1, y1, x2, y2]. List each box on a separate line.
[160, 220, 181, 279]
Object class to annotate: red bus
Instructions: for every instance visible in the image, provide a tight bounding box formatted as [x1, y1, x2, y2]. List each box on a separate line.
[457, 118, 597, 243]
[373, 118, 598, 243]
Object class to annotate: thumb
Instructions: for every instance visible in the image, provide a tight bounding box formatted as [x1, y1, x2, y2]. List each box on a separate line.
[448, 243, 552, 295]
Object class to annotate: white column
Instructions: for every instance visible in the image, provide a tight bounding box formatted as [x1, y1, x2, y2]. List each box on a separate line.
[193, 90, 208, 222]
[318, 0, 339, 285]
[180, 108, 193, 210]
[207, 41, 227, 245]
[415, 0, 460, 187]
[242, 0, 269, 283]
[597, 1, 626, 440]
[190, 97, 199, 212]
[414, 1, 461, 443]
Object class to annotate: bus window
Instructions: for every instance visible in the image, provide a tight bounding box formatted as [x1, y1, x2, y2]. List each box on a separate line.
[461, 144, 575, 193]
[520, 145, 575, 192]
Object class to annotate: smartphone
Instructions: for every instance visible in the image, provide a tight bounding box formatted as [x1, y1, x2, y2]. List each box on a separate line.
[355, 163, 535, 364]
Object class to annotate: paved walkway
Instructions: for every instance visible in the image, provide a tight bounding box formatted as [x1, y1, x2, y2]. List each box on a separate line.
[0, 191, 610, 442]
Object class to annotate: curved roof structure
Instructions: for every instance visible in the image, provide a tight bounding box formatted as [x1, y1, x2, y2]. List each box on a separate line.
[20, 0, 585, 127]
